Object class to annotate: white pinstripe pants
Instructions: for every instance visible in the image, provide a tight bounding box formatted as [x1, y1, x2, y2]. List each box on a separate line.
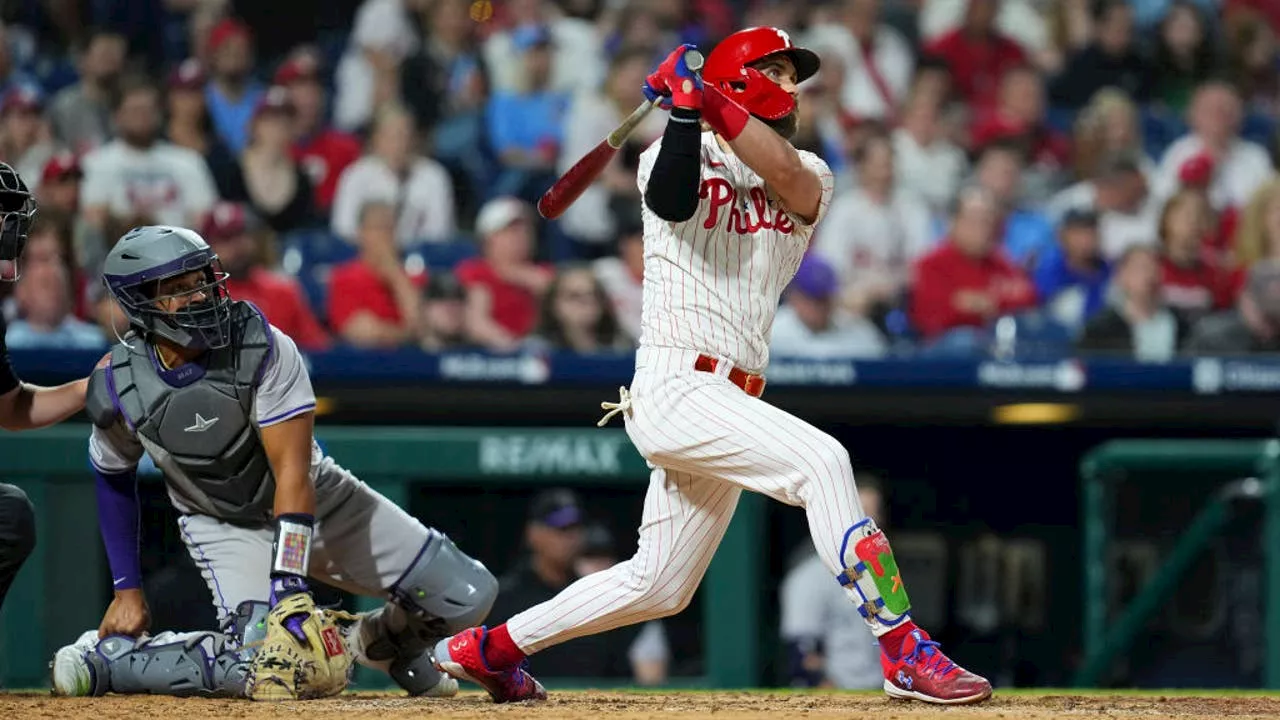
[507, 347, 870, 653]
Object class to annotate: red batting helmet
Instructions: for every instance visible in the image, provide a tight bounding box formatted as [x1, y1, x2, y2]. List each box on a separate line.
[703, 27, 820, 121]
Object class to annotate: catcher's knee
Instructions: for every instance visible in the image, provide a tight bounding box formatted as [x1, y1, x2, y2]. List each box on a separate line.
[390, 531, 497, 633]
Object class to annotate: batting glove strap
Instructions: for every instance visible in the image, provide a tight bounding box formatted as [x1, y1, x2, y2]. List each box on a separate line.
[703, 85, 751, 141]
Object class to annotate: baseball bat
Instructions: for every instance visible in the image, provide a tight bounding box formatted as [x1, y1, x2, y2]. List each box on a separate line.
[537, 49, 704, 220]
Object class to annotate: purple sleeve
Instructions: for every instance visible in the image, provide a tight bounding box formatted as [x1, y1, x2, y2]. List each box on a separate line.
[94, 467, 141, 591]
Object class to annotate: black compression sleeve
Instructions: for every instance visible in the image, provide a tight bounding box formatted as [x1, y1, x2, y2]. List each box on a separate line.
[0, 317, 15, 395]
[643, 107, 703, 222]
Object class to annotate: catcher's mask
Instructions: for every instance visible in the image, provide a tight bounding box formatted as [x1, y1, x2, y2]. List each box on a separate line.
[102, 225, 233, 351]
[0, 161, 37, 282]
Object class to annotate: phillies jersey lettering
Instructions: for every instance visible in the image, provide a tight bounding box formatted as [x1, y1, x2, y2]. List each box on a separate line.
[634, 132, 835, 374]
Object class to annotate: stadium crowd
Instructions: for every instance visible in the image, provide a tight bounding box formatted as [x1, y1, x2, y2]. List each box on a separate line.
[5, 0, 1280, 361]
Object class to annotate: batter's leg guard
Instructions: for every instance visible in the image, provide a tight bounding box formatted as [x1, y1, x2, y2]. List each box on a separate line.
[836, 518, 912, 633]
[348, 531, 498, 696]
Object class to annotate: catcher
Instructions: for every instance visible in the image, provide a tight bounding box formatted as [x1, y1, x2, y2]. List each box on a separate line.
[48, 225, 498, 701]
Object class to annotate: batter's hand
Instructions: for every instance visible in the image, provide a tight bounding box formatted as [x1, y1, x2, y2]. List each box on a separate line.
[644, 44, 703, 110]
[99, 588, 151, 638]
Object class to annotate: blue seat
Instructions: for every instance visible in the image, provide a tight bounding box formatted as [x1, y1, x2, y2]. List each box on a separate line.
[1010, 312, 1075, 359]
[1044, 106, 1077, 135]
[1141, 108, 1187, 160]
[404, 237, 479, 274]
[278, 230, 358, 321]
[1242, 112, 1276, 148]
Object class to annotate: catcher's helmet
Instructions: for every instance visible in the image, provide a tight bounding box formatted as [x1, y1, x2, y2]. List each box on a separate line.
[703, 27, 820, 121]
[0, 161, 37, 282]
[102, 225, 233, 350]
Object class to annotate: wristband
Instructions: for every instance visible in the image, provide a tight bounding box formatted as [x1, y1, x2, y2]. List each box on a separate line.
[703, 86, 751, 141]
[271, 513, 314, 578]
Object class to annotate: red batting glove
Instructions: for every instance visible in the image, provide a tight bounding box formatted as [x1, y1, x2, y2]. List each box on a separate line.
[644, 44, 703, 110]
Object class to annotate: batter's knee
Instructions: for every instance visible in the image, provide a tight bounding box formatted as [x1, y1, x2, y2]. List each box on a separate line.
[625, 563, 702, 620]
[390, 532, 498, 633]
[0, 484, 36, 560]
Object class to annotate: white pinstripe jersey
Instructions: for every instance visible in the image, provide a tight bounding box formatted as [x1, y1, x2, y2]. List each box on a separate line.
[636, 132, 836, 374]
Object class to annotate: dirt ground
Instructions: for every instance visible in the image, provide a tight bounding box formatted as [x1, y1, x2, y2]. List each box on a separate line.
[5, 690, 1280, 720]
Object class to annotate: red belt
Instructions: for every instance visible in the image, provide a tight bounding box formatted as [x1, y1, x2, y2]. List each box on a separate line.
[694, 354, 766, 398]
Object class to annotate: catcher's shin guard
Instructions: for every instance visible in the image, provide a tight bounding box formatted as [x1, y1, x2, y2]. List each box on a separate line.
[82, 631, 253, 697]
[837, 518, 912, 633]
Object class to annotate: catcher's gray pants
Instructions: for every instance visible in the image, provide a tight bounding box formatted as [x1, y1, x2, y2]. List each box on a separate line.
[178, 457, 432, 621]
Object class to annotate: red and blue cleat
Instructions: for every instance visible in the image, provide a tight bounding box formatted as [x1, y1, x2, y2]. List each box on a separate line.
[881, 628, 993, 705]
[432, 627, 547, 704]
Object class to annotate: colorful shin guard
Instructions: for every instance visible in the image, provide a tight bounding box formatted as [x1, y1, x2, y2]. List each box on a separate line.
[835, 518, 911, 633]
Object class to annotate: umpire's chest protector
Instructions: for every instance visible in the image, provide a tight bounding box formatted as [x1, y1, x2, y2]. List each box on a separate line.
[95, 301, 276, 522]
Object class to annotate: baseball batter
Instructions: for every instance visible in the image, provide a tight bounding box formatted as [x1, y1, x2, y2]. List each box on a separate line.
[434, 29, 993, 705]
[49, 225, 497, 700]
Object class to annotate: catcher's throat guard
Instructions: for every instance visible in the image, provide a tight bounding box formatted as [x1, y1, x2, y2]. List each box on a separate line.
[837, 517, 912, 632]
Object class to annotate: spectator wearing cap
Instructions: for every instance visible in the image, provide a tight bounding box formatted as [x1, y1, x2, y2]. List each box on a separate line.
[910, 186, 1038, 351]
[334, 0, 427, 133]
[276, 48, 362, 214]
[327, 200, 426, 349]
[486, 24, 571, 204]
[968, 139, 1056, 269]
[222, 86, 316, 233]
[557, 48, 663, 251]
[80, 75, 218, 231]
[204, 18, 266, 155]
[921, 0, 1029, 115]
[1047, 0, 1150, 109]
[969, 65, 1071, 206]
[1157, 188, 1235, 322]
[800, 0, 914, 122]
[0, 85, 56, 190]
[527, 264, 632, 354]
[1047, 152, 1159, 261]
[203, 200, 330, 351]
[331, 103, 456, 246]
[770, 253, 888, 359]
[813, 129, 934, 325]
[418, 271, 468, 351]
[573, 523, 672, 686]
[892, 86, 968, 219]
[37, 151, 81, 216]
[592, 209, 645, 341]
[1185, 259, 1280, 354]
[1032, 209, 1111, 334]
[487, 489, 643, 680]
[1078, 245, 1188, 360]
[1153, 82, 1273, 214]
[456, 196, 553, 352]
[164, 58, 239, 198]
[47, 28, 127, 155]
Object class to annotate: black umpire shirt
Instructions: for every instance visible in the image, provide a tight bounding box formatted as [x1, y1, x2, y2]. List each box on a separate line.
[0, 314, 16, 396]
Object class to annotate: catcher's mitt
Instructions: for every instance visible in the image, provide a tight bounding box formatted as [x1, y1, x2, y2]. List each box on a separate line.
[246, 592, 353, 701]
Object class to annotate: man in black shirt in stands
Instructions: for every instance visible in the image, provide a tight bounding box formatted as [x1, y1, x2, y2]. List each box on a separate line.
[0, 160, 92, 610]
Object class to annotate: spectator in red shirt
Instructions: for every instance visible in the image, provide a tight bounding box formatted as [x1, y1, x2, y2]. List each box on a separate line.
[1157, 188, 1236, 323]
[911, 186, 1038, 351]
[278, 47, 362, 214]
[456, 196, 554, 352]
[327, 200, 427, 349]
[202, 200, 331, 351]
[970, 65, 1071, 205]
[923, 0, 1027, 114]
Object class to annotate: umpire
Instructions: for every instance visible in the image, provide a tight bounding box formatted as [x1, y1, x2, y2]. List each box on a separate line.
[0, 160, 92, 609]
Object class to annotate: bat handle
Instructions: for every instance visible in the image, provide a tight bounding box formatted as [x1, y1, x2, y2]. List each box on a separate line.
[607, 49, 706, 149]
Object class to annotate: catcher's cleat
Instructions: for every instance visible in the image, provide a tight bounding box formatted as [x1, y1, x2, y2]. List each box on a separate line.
[880, 628, 992, 705]
[50, 630, 99, 697]
[432, 627, 546, 704]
